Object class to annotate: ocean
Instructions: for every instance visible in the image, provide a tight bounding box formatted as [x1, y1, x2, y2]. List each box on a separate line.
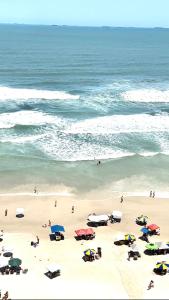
[0, 24, 169, 193]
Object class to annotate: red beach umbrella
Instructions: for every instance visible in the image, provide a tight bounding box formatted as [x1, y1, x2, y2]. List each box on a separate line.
[147, 224, 159, 231]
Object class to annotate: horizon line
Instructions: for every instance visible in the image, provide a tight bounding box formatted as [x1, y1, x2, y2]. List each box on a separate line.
[0, 22, 169, 29]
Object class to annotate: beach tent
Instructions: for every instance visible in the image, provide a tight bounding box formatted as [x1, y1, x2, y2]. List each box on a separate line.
[51, 225, 65, 233]
[0, 257, 9, 268]
[9, 258, 22, 267]
[16, 208, 24, 217]
[87, 215, 109, 222]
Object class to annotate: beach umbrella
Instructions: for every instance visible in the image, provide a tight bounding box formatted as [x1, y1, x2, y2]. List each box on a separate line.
[146, 243, 158, 251]
[9, 258, 22, 267]
[137, 215, 148, 222]
[147, 224, 159, 231]
[155, 262, 169, 271]
[51, 225, 65, 233]
[84, 249, 96, 256]
[140, 227, 149, 234]
[0, 257, 9, 268]
[124, 234, 136, 241]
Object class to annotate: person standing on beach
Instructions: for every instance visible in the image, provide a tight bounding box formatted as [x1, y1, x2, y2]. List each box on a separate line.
[147, 280, 154, 290]
[120, 195, 124, 203]
[36, 236, 39, 244]
[34, 186, 38, 194]
[48, 220, 51, 227]
[72, 205, 74, 213]
[5, 209, 8, 216]
[149, 191, 152, 197]
[152, 191, 155, 198]
[54, 200, 57, 207]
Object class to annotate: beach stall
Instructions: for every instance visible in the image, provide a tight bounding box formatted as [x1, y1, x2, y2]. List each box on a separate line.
[16, 208, 24, 218]
[109, 211, 122, 223]
[49, 225, 65, 241]
[45, 263, 61, 279]
[75, 228, 95, 240]
[153, 262, 169, 275]
[87, 214, 109, 227]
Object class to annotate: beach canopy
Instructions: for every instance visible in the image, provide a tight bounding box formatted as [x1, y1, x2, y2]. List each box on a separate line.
[155, 262, 169, 271]
[0, 257, 9, 268]
[146, 243, 158, 251]
[46, 263, 61, 273]
[140, 227, 149, 234]
[87, 214, 109, 222]
[147, 224, 159, 231]
[124, 234, 136, 241]
[75, 228, 94, 236]
[16, 208, 24, 215]
[111, 211, 122, 218]
[84, 249, 96, 256]
[51, 225, 65, 233]
[9, 258, 22, 267]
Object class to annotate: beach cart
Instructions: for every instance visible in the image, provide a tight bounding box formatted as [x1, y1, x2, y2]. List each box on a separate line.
[75, 228, 95, 240]
[87, 214, 109, 227]
[110, 211, 122, 223]
[45, 263, 61, 279]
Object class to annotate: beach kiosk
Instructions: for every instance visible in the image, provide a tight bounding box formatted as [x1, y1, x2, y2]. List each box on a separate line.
[87, 214, 109, 227]
[16, 208, 24, 218]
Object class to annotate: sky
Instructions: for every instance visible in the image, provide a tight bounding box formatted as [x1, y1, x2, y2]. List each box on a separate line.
[0, 0, 169, 27]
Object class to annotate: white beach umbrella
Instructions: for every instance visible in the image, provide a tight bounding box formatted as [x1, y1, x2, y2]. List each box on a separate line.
[0, 256, 9, 268]
[16, 208, 24, 215]
[114, 234, 124, 242]
[46, 263, 61, 273]
[112, 211, 122, 219]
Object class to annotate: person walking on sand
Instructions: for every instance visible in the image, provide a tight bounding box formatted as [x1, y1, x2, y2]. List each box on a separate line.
[120, 195, 124, 203]
[48, 220, 51, 227]
[36, 236, 39, 244]
[72, 205, 74, 213]
[150, 190, 152, 197]
[34, 186, 38, 194]
[147, 280, 154, 290]
[54, 200, 57, 207]
[153, 191, 155, 198]
[5, 209, 8, 216]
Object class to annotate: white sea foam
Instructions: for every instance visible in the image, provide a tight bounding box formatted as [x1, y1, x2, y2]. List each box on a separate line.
[121, 88, 169, 102]
[65, 114, 169, 134]
[0, 86, 79, 101]
[0, 110, 65, 129]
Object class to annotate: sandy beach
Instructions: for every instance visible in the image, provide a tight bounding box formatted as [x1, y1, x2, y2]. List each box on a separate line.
[0, 187, 169, 299]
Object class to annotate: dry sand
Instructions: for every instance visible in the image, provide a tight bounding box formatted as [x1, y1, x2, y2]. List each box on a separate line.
[0, 189, 169, 299]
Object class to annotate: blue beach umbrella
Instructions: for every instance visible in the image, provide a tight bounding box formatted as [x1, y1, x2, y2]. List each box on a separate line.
[50, 225, 65, 233]
[141, 227, 149, 234]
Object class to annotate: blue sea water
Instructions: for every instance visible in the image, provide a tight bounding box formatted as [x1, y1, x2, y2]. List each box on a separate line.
[1, 24, 169, 192]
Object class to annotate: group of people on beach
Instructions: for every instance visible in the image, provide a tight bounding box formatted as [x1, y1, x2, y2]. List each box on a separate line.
[149, 190, 155, 198]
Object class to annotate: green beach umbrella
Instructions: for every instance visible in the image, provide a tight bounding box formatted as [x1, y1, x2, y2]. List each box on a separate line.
[146, 243, 158, 251]
[9, 258, 22, 267]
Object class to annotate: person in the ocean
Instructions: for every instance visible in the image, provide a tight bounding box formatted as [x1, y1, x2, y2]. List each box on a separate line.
[97, 160, 101, 166]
